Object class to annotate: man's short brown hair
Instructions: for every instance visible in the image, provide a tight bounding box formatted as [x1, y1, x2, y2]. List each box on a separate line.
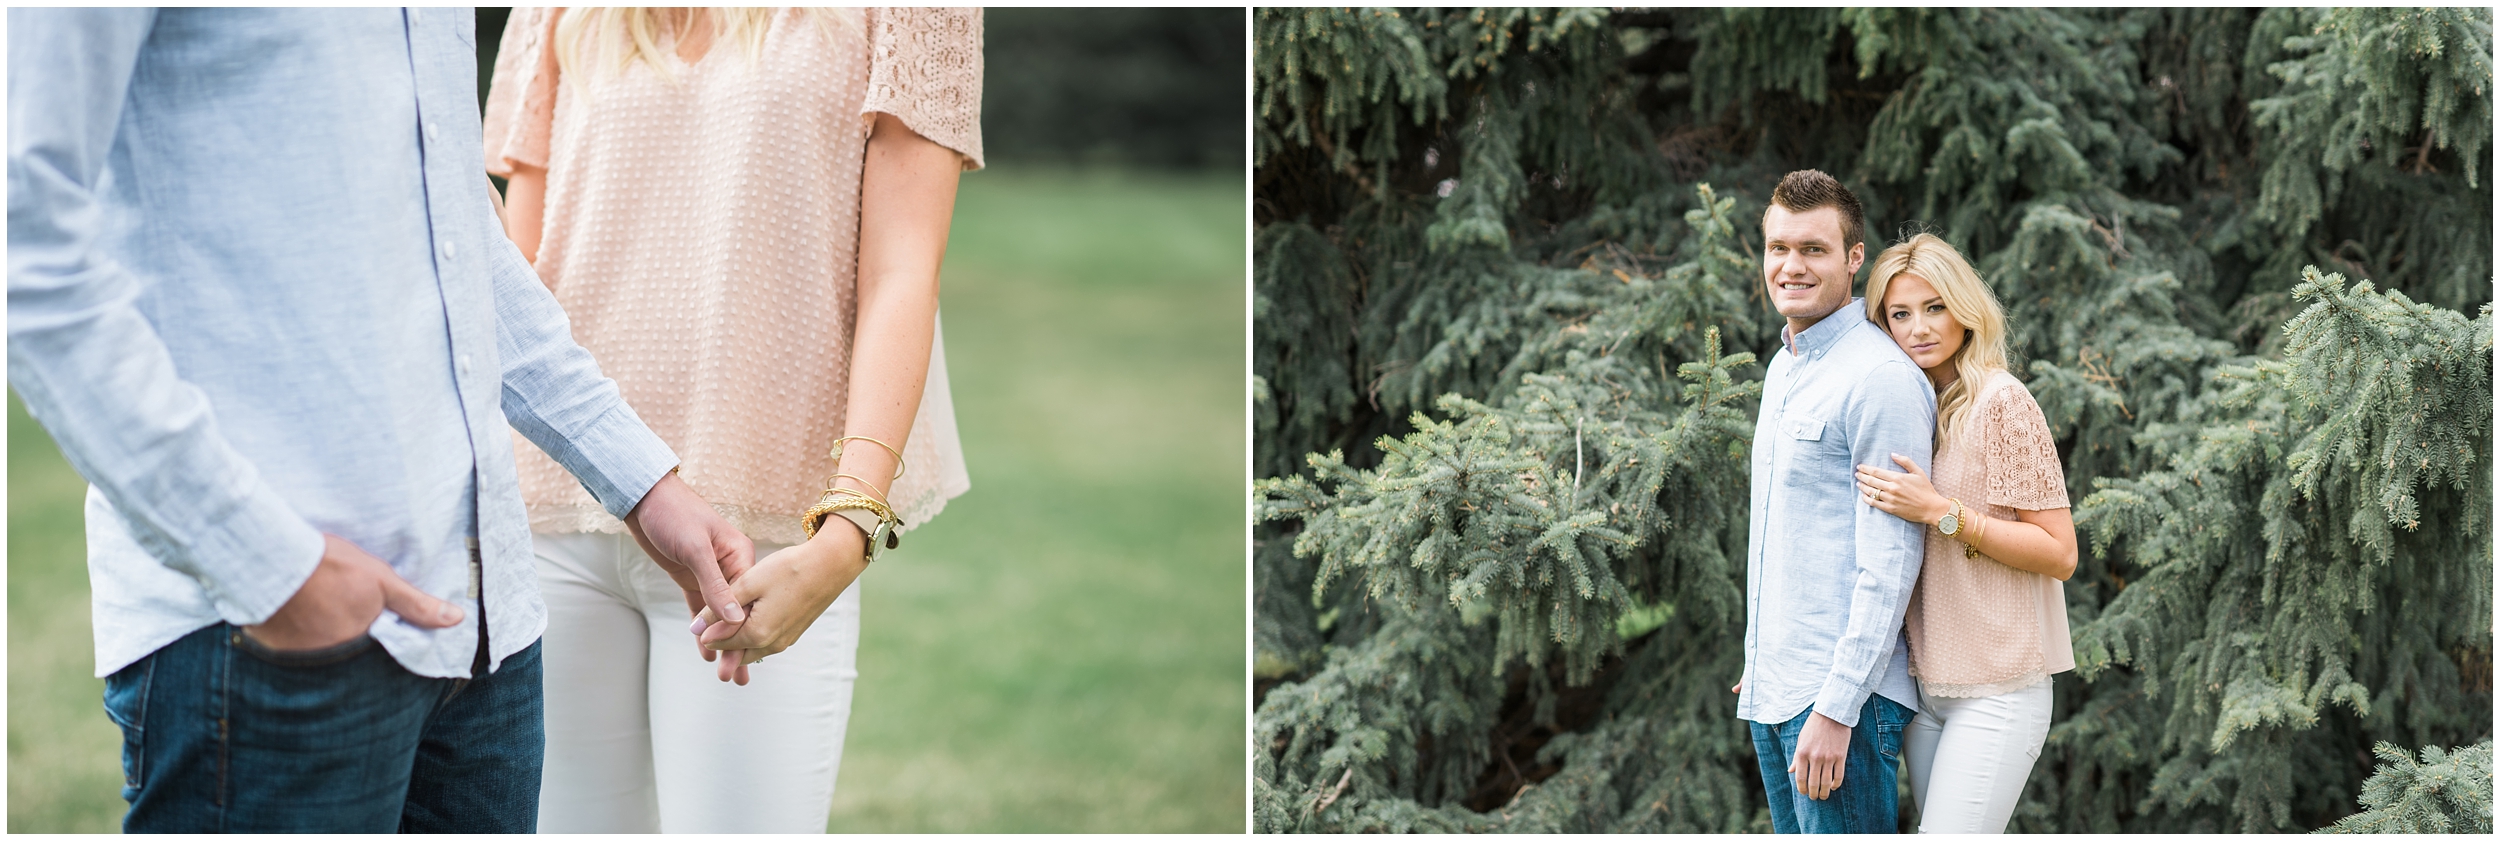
[1766, 169, 1865, 252]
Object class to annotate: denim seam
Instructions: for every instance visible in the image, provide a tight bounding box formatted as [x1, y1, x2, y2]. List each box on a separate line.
[137, 657, 155, 788]
[438, 673, 473, 710]
[133, 656, 155, 737]
[117, 656, 157, 793]
[215, 628, 231, 829]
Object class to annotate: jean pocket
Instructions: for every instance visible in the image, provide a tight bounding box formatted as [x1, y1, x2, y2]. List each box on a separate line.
[1872, 696, 1912, 761]
[233, 628, 377, 668]
[103, 658, 154, 794]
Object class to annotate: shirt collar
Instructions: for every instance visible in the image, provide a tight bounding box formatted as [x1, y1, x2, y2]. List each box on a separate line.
[1780, 297, 1865, 359]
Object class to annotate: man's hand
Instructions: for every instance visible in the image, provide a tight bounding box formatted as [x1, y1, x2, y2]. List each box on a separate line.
[691, 522, 870, 685]
[1788, 711, 1852, 800]
[623, 470, 754, 628]
[244, 534, 464, 651]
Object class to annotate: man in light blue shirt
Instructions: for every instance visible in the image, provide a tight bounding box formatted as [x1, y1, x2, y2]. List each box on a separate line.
[1733, 171, 1935, 833]
[9, 8, 754, 832]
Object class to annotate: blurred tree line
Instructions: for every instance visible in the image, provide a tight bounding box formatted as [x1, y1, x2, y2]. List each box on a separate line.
[1253, 8, 2490, 833]
[474, 7, 1243, 171]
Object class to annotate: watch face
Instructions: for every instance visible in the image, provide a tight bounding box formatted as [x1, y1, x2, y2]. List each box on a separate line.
[866, 519, 893, 562]
[1939, 513, 1960, 535]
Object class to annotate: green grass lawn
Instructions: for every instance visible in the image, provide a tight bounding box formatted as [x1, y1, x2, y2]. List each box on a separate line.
[9, 391, 125, 833]
[5, 166, 1247, 833]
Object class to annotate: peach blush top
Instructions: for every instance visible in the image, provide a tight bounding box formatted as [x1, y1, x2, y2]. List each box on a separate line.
[1901, 370, 2076, 698]
[483, 7, 979, 546]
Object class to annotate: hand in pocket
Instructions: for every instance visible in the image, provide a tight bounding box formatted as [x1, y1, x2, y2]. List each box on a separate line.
[244, 534, 465, 651]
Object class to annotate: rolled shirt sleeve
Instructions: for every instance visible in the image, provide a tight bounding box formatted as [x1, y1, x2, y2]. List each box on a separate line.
[1811, 357, 1935, 727]
[484, 193, 677, 520]
[7, 7, 325, 626]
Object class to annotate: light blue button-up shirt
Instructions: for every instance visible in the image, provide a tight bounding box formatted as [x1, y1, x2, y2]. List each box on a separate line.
[9, 7, 678, 680]
[1736, 301, 1935, 728]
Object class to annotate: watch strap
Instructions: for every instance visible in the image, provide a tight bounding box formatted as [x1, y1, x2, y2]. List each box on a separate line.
[833, 508, 900, 562]
[833, 507, 880, 540]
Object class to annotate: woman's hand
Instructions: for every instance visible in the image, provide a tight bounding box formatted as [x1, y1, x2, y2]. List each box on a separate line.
[690, 523, 871, 685]
[1856, 454, 1952, 526]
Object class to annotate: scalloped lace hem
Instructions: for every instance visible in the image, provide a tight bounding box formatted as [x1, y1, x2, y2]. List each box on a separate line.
[1917, 671, 2050, 699]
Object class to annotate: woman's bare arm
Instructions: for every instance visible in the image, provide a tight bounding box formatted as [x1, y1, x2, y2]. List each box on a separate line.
[1970, 506, 2078, 581]
[693, 111, 961, 682]
[832, 111, 959, 498]
[502, 162, 549, 266]
[1858, 455, 2080, 580]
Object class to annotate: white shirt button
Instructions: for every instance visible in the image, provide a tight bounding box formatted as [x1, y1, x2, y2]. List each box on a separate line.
[440, 240, 457, 261]
[425, 121, 439, 144]
[458, 354, 472, 376]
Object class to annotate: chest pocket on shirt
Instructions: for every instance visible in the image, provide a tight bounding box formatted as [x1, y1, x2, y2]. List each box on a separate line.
[1779, 415, 1840, 483]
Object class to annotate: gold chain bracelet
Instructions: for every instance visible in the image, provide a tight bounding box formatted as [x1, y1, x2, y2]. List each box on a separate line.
[801, 487, 905, 564]
[802, 488, 892, 536]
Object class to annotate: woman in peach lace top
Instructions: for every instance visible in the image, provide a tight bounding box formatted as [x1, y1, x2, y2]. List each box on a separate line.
[483, 7, 978, 832]
[1852, 234, 2080, 834]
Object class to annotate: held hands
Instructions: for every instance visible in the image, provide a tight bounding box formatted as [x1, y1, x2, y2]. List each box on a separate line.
[688, 521, 870, 685]
[1856, 454, 1951, 526]
[245, 534, 465, 651]
[1789, 711, 1853, 800]
[623, 470, 755, 630]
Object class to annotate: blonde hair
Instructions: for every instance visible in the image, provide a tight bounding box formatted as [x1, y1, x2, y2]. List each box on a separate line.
[554, 8, 859, 87]
[1862, 233, 2010, 447]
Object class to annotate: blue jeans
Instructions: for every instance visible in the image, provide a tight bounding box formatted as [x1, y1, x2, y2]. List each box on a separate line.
[1750, 693, 1914, 834]
[104, 622, 543, 832]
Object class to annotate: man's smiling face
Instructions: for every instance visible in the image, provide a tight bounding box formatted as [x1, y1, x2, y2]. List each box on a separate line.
[1761, 204, 1865, 330]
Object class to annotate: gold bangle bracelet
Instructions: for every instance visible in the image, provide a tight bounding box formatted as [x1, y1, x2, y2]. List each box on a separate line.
[1963, 509, 1986, 559]
[831, 435, 906, 482]
[827, 472, 892, 504]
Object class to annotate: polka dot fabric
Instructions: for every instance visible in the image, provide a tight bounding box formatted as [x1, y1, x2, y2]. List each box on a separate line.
[484, 8, 979, 546]
[1901, 371, 2077, 697]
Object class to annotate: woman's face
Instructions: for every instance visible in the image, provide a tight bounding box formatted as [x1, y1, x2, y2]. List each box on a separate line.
[1879, 272, 1966, 372]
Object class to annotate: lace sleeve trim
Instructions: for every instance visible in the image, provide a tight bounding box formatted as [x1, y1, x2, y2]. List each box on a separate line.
[863, 7, 985, 171]
[482, 7, 562, 176]
[1983, 376, 2071, 511]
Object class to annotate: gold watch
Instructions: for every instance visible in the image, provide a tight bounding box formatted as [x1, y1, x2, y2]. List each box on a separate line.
[1937, 498, 1965, 537]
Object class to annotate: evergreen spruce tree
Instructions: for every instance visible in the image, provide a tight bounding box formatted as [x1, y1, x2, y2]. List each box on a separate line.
[1254, 8, 2491, 833]
[2319, 740, 2494, 834]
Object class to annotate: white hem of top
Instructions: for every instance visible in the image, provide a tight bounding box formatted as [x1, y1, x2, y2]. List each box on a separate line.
[1917, 670, 2054, 699]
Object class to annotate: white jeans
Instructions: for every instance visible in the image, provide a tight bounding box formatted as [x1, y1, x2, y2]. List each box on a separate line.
[1902, 677, 2053, 833]
[532, 531, 861, 833]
